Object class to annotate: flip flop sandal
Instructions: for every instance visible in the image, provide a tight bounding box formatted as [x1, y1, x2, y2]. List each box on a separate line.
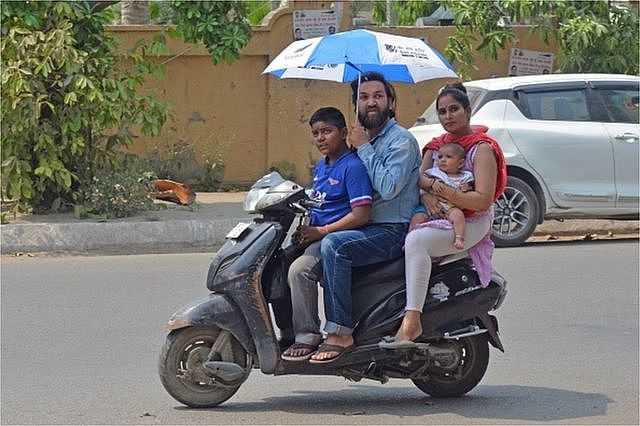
[281, 342, 318, 361]
[308, 342, 354, 364]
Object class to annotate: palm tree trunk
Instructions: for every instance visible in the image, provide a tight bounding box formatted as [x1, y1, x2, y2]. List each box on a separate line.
[121, 0, 149, 25]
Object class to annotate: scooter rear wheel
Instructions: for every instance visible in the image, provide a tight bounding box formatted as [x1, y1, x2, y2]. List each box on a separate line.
[412, 335, 489, 398]
[159, 326, 251, 407]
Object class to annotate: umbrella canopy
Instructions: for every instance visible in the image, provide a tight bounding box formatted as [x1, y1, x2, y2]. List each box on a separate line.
[262, 29, 458, 83]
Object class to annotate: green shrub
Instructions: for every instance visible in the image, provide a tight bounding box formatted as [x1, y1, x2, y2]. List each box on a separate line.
[269, 161, 297, 182]
[145, 135, 230, 191]
[74, 167, 156, 219]
[1, 1, 169, 214]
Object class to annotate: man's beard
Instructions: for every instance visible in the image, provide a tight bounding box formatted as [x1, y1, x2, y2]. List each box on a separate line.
[358, 105, 390, 129]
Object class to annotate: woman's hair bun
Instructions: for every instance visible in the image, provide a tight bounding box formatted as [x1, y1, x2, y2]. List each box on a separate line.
[445, 81, 467, 94]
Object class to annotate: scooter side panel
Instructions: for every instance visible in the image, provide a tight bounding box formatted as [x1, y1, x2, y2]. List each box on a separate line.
[206, 221, 284, 374]
[352, 258, 503, 346]
[165, 293, 255, 353]
[421, 285, 502, 336]
[207, 221, 273, 292]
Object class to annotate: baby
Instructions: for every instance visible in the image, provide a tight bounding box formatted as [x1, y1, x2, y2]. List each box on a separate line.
[423, 142, 474, 249]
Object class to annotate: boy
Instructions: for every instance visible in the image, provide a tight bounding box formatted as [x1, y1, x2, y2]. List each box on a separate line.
[282, 107, 373, 361]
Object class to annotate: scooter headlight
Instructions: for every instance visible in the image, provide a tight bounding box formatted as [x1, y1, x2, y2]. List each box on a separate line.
[244, 172, 286, 212]
[243, 187, 269, 212]
[243, 172, 304, 212]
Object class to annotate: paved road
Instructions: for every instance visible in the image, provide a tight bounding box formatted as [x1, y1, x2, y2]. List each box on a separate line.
[1, 239, 638, 424]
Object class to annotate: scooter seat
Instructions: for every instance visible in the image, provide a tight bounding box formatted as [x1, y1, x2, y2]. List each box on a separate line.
[352, 251, 471, 291]
[352, 257, 405, 291]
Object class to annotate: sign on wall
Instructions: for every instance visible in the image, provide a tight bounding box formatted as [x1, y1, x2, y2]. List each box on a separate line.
[293, 9, 339, 40]
[508, 48, 554, 76]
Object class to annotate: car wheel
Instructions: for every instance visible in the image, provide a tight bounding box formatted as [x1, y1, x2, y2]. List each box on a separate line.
[492, 176, 540, 247]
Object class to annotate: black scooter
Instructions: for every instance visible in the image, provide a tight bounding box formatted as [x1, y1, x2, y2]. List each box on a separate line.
[158, 172, 507, 407]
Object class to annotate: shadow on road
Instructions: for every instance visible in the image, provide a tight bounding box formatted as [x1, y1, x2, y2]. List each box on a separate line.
[176, 384, 613, 422]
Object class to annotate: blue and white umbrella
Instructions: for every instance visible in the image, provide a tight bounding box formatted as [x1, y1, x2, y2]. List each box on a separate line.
[262, 29, 458, 84]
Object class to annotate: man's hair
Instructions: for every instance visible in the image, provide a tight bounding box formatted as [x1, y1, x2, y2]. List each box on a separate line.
[350, 71, 396, 118]
[436, 81, 470, 110]
[309, 107, 347, 129]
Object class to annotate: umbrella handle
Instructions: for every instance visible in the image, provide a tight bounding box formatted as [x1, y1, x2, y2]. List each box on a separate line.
[355, 73, 360, 125]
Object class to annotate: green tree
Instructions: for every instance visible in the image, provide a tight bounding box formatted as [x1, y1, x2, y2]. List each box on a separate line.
[1, 1, 252, 213]
[371, 0, 440, 26]
[1, 1, 169, 212]
[439, 0, 639, 79]
[244, 1, 274, 26]
[169, 1, 251, 65]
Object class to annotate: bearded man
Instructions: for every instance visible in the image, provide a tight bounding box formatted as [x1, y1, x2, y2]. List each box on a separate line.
[309, 72, 421, 363]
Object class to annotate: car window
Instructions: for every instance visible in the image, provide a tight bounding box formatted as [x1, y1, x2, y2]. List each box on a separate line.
[593, 87, 639, 124]
[521, 89, 590, 121]
[414, 87, 485, 126]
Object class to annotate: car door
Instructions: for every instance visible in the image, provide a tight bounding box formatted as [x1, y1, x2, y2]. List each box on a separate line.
[590, 81, 640, 211]
[505, 84, 616, 210]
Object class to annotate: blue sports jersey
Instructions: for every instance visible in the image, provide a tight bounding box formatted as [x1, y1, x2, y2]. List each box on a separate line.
[309, 151, 373, 226]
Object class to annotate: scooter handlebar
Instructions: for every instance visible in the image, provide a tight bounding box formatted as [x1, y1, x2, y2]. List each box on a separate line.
[289, 199, 322, 215]
[299, 198, 322, 209]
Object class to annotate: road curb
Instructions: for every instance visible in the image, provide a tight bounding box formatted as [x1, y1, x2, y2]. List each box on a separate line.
[1, 215, 637, 255]
[0, 219, 241, 254]
[532, 220, 639, 237]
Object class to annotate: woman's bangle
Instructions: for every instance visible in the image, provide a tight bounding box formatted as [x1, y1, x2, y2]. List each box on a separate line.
[413, 205, 427, 215]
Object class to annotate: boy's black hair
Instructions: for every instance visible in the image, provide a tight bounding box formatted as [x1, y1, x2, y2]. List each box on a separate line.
[350, 71, 396, 118]
[309, 107, 347, 129]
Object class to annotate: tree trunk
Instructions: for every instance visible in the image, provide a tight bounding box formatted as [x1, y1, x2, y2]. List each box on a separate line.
[121, 0, 149, 25]
[385, 0, 397, 26]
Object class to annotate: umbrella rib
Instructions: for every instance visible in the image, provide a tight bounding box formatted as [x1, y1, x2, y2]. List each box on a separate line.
[345, 60, 364, 75]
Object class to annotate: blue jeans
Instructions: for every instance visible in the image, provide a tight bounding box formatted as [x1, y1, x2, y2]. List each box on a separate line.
[320, 223, 407, 335]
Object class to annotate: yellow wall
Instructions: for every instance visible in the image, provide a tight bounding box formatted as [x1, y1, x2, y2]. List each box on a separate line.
[110, 2, 557, 186]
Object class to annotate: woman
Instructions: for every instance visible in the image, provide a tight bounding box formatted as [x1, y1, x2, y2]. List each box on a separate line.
[382, 82, 507, 347]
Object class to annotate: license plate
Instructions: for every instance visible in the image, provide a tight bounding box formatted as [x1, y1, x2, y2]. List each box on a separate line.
[226, 222, 251, 239]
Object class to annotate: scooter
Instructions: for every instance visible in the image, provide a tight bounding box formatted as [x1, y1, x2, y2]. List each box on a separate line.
[158, 172, 507, 407]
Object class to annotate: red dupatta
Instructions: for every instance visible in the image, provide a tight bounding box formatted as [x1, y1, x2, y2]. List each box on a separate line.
[423, 125, 507, 202]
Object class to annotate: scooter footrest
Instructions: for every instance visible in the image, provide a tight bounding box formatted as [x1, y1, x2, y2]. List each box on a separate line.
[443, 325, 487, 339]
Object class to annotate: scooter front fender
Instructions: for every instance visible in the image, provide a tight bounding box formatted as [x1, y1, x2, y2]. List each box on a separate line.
[165, 293, 255, 354]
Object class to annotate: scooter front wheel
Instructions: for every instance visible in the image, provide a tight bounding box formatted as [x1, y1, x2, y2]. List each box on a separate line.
[159, 326, 252, 407]
[412, 335, 489, 398]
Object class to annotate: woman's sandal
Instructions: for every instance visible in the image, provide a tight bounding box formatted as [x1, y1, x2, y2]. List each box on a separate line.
[281, 342, 318, 361]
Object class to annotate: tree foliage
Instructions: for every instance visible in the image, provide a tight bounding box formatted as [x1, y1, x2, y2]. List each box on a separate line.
[1, 1, 253, 213]
[1, 1, 169, 212]
[169, 0, 251, 65]
[439, 0, 639, 79]
[371, 0, 440, 26]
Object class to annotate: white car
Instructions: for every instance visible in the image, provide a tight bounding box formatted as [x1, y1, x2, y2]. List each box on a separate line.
[409, 74, 640, 247]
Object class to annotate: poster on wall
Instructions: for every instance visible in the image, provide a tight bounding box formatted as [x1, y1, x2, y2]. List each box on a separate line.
[508, 48, 554, 76]
[293, 9, 339, 40]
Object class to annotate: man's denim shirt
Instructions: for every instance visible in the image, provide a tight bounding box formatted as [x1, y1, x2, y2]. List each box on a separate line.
[356, 118, 421, 224]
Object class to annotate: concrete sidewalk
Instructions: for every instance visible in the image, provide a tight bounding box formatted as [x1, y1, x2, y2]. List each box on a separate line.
[1, 192, 638, 255]
[0, 193, 251, 255]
